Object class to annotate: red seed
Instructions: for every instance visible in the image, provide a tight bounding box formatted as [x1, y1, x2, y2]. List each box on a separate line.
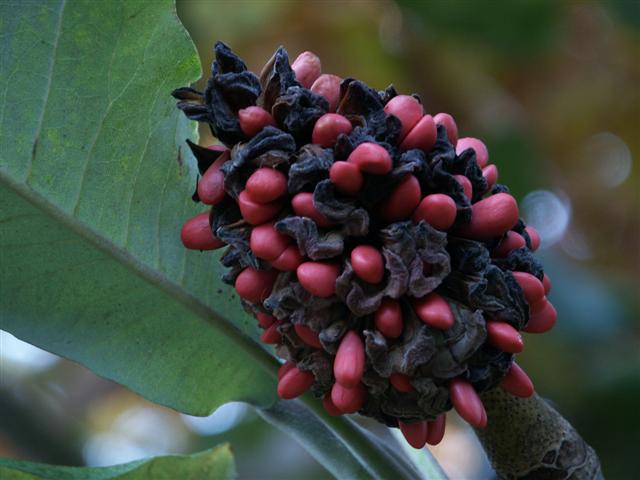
[329, 161, 364, 195]
[291, 192, 334, 228]
[543, 274, 552, 295]
[250, 223, 290, 261]
[381, 175, 422, 221]
[271, 245, 304, 272]
[389, 372, 414, 393]
[291, 51, 322, 88]
[426, 414, 446, 446]
[449, 378, 485, 428]
[297, 261, 340, 298]
[512, 271, 545, 305]
[383, 95, 424, 140]
[523, 299, 557, 333]
[501, 362, 534, 398]
[486, 321, 524, 353]
[456, 137, 489, 168]
[260, 321, 282, 344]
[311, 74, 342, 112]
[482, 164, 499, 191]
[456, 193, 519, 240]
[312, 113, 353, 147]
[351, 245, 385, 284]
[491, 231, 526, 257]
[197, 150, 229, 205]
[256, 312, 276, 329]
[278, 361, 295, 380]
[347, 142, 392, 175]
[181, 212, 225, 250]
[334, 330, 365, 388]
[294, 324, 322, 349]
[374, 298, 404, 338]
[245, 168, 287, 204]
[322, 394, 343, 416]
[235, 267, 278, 303]
[331, 382, 366, 414]
[400, 115, 437, 152]
[413, 194, 457, 231]
[454, 174, 473, 200]
[238, 191, 283, 225]
[278, 367, 315, 399]
[399, 421, 428, 449]
[525, 226, 541, 251]
[238, 106, 275, 137]
[413, 293, 455, 330]
[434, 113, 459, 146]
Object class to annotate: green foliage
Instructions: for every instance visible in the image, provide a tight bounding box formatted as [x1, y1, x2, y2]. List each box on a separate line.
[0, 445, 235, 480]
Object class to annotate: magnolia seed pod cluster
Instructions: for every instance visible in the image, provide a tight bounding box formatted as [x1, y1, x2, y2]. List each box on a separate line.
[173, 42, 555, 450]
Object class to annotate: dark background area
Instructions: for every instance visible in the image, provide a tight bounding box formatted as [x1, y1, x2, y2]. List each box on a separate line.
[2, 1, 638, 478]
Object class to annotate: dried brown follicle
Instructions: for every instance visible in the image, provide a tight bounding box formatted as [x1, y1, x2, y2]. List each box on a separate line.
[173, 42, 558, 449]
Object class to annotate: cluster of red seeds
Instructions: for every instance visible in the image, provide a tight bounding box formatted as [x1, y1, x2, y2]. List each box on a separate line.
[176, 46, 555, 450]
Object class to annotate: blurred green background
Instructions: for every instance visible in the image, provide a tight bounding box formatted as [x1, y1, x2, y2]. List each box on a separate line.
[1, 1, 638, 478]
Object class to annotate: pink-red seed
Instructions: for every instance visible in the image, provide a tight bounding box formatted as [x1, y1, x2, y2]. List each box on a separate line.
[413, 293, 455, 330]
[413, 194, 458, 231]
[331, 382, 366, 414]
[322, 394, 343, 416]
[525, 226, 541, 251]
[311, 74, 342, 112]
[291, 51, 322, 88]
[482, 164, 499, 191]
[197, 150, 230, 205]
[278, 361, 295, 380]
[351, 245, 385, 284]
[500, 362, 534, 398]
[291, 192, 334, 228]
[374, 298, 404, 338]
[256, 312, 276, 329]
[271, 245, 304, 272]
[181, 212, 225, 250]
[523, 299, 557, 333]
[294, 324, 322, 349]
[512, 271, 545, 305]
[347, 142, 392, 175]
[543, 274, 552, 295]
[383, 95, 424, 140]
[454, 174, 473, 200]
[486, 321, 524, 353]
[399, 421, 428, 449]
[235, 267, 278, 303]
[457, 193, 519, 240]
[250, 223, 290, 261]
[400, 115, 437, 152]
[238, 106, 275, 137]
[381, 175, 422, 222]
[449, 378, 485, 428]
[334, 331, 365, 388]
[434, 113, 459, 146]
[312, 113, 353, 147]
[456, 137, 489, 168]
[278, 367, 315, 399]
[491, 231, 526, 257]
[426, 414, 446, 446]
[238, 191, 283, 225]
[329, 161, 364, 195]
[297, 261, 340, 298]
[479, 406, 487, 428]
[245, 168, 287, 204]
[260, 321, 282, 344]
[389, 372, 414, 393]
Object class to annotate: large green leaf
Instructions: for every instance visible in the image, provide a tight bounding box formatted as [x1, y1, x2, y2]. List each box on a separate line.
[0, 0, 276, 415]
[0, 445, 235, 479]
